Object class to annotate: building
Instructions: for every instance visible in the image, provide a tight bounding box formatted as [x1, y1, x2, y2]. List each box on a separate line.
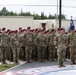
[33, 19, 76, 31]
[0, 16, 76, 32]
[0, 16, 33, 30]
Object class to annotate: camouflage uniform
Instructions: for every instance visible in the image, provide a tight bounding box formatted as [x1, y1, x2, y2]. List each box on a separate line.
[0, 33, 1, 62]
[10, 33, 19, 63]
[36, 32, 47, 62]
[1, 32, 9, 64]
[23, 31, 33, 63]
[32, 32, 38, 60]
[68, 32, 76, 64]
[19, 32, 25, 61]
[48, 33, 56, 61]
[45, 32, 49, 60]
[5, 33, 10, 61]
[54, 33, 67, 66]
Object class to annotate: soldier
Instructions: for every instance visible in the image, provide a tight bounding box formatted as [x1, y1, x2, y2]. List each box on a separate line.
[0, 29, 1, 62]
[44, 30, 50, 60]
[8, 31, 14, 62]
[32, 29, 38, 61]
[48, 29, 56, 61]
[1, 28, 9, 64]
[5, 29, 11, 61]
[36, 30, 47, 62]
[65, 32, 70, 59]
[23, 27, 34, 63]
[54, 28, 67, 67]
[10, 30, 19, 63]
[68, 25, 76, 65]
[19, 30, 25, 61]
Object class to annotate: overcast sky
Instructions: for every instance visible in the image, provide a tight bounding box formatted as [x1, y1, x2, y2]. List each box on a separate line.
[0, 0, 76, 19]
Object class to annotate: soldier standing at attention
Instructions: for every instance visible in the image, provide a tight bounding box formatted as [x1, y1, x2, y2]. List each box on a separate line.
[5, 29, 11, 61]
[68, 25, 76, 65]
[32, 29, 38, 61]
[1, 28, 9, 64]
[54, 28, 67, 67]
[0, 29, 1, 62]
[48, 29, 56, 61]
[19, 30, 26, 61]
[23, 27, 34, 63]
[10, 30, 19, 63]
[36, 30, 47, 62]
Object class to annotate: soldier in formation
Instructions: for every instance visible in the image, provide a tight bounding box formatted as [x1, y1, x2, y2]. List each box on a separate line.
[0, 27, 76, 67]
[54, 28, 68, 67]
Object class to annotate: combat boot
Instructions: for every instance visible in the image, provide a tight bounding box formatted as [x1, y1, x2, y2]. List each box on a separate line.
[61, 62, 65, 67]
[58, 63, 62, 67]
[59, 62, 65, 67]
[70, 60, 76, 65]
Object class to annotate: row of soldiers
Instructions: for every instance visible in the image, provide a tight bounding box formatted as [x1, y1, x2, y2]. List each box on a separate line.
[0, 27, 76, 67]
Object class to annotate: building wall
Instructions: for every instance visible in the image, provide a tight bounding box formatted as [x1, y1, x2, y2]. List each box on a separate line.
[0, 16, 76, 31]
[33, 19, 76, 31]
[0, 16, 33, 30]
[33, 20, 54, 30]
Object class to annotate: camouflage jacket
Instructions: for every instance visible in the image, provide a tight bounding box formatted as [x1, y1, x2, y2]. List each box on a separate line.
[36, 34, 47, 47]
[48, 33, 56, 46]
[10, 34, 19, 47]
[54, 33, 68, 49]
[68, 32, 76, 47]
[0, 33, 10, 47]
[23, 32, 34, 46]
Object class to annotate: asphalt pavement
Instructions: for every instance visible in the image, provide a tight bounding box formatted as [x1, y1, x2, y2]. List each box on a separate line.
[0, 60, 71, 75]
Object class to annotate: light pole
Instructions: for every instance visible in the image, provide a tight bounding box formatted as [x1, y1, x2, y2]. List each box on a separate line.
[59, 0, 62, 28]
[56, 0, 58, 29]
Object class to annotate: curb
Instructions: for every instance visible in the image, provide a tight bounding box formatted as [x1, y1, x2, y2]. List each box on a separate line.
[0, 62, 26, 74]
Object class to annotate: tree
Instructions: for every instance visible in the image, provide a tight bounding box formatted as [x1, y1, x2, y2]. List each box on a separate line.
[1, 7, 8, 16]
[48, 14, 55, 19]
[19, 12, 32, 16]
[41, 12, 45, 19]
[0, 7, 66, 20]
[33, 14, 41, 20]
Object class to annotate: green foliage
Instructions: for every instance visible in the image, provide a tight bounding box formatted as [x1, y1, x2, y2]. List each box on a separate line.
[0, 64, 16, 72]
[0, 7, 66, 20]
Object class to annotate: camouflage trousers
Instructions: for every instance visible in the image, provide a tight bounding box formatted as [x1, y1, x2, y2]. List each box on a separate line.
[5, 46, 12, 61]
[70, 47, 76, 62]
[0, 47, 1, 62]
[12, 47, 20, 63]
[19, 46, 25, 61]
[57, 48, 66, 64]
[37, 46, 46, 62]
[32, 45, 37, 60]
[49, 45, 56, 61]
[45, 46, 49, 60]
[1, 47, 7, 64]
[25, 45, 32, 62]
